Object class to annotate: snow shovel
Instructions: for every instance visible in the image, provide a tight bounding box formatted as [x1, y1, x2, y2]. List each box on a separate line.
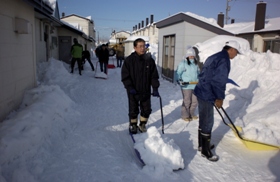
[94, 61, 108, 79]
[214, 106, 280, 151]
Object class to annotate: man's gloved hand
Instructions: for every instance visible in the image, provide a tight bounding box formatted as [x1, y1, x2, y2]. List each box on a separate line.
[129, 88, 137, 95]
[215, 99, 223, 109]
[152, 89, 160, 97]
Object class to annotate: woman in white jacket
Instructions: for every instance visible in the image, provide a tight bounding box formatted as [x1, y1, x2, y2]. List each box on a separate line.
[176, 47, 200, 121]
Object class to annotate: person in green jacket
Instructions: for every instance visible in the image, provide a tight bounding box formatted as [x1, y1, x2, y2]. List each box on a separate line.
[70, 38, 83, 75]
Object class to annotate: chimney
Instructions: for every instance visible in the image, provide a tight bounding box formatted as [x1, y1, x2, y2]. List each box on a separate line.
[135, 25, 137, 30]
[217, 12, 224, 28]
[146, 18, 149, 26]
[138, 23, 140, 29]
[142, 20, 144, 28]
[150, 14, 154, 24]
[62, 12, 65, 17]
[254, 1, 266, 31]
[231, 19, 235, 24]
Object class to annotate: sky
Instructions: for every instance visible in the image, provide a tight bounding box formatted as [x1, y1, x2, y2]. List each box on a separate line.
[0, 35, 280, 181]
[57, 0, 280, 40]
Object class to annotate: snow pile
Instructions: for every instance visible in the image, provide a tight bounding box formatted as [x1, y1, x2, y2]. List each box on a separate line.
[134, 126, 184, 174]
[229, 50, 280, 145]
[0, 85, 76, 181]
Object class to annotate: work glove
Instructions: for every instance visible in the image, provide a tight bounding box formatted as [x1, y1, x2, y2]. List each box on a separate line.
[129, 88, 137, 95]
[177, 79, 186, 86]
[215, 99, 223, 109]
[152, 89, 160, 97]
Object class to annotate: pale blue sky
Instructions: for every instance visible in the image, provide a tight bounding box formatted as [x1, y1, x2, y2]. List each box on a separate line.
[57, 0, 280, 41]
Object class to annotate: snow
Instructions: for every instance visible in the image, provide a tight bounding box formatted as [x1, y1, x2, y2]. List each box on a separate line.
[224, 17, 280, 34]
[0, 36, 280, 181]
[124, 35, 150, 42]
[42, 0, 56, 10]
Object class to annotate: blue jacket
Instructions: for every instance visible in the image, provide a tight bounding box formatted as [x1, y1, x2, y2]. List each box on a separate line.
[194, 50, 230, 102]
[176, 59, 199, 90]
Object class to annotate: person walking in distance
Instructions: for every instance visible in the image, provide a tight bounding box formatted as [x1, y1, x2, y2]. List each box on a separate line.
[116, 42, 125, 67]
[121, 38, 160, 134]
[96, 44, 109, 74]
[194, 40, 241, 162]
[70, 38, 83, 75]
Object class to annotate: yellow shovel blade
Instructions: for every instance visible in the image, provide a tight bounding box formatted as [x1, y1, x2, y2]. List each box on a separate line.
[228, 124, 280, 151]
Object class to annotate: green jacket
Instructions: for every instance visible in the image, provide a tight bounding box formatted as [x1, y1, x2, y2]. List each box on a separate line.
[71, 43, 83, 58]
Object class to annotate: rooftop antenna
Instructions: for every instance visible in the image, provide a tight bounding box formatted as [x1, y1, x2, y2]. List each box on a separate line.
[225, 0, 231, 24]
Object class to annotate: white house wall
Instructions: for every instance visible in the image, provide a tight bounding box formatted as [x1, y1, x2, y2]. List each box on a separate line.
[0, 0, 37, 121]
[35, 19, 46, 62]
[131, 25, 158, 44]
[62, 16, 89, 36]
[34, 18, 59, 62]
[157, 21, 218, 78]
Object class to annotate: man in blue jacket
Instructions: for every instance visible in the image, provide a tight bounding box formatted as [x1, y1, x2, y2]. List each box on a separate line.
[194, 40, 241, 162]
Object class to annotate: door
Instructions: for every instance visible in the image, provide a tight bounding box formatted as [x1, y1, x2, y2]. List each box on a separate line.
[162, 35, 175, 82]
[59, 36, 72, 64]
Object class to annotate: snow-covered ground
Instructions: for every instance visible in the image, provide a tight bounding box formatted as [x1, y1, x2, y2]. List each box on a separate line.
[0, 36, 279, 182]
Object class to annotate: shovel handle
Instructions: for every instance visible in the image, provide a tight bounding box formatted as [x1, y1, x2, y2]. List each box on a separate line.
[214, 106, 243, 139]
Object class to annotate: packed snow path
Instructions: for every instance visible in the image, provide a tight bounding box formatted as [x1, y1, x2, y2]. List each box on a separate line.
[0, 57, 279, 182]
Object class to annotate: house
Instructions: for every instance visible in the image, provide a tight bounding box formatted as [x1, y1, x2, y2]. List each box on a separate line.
[131, 15, 158, 45]
[60, 14, 96, 57]
[0, 0, 55, 121]
[0, 0, 94, 122]
[222, 2, 280, 54]
[110, 30, 131, 44]
[123, 36, 149, 57]
[155, 12, 233, 82]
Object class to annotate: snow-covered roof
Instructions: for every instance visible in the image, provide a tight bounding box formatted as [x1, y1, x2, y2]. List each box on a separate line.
[184, 12, 221, 28]
[61, 14, 93, 22]
[155, 11, 232, 35]
[224, 17, 280, 34]
[124, 36, 149, 42]
[42, 0, 56, 10]
[60, 20, 85, 35]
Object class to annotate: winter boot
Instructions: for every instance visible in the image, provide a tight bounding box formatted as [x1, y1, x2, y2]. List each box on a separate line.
[129, 118, 138, 134]
[201, 132, 219, 162]
[198, 128, 215, 151]
[138, 116, 148, 133]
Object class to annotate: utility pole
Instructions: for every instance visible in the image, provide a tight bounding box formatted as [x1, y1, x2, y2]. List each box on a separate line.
[225, 0, 231, 24]
[97, 31, 99, 45]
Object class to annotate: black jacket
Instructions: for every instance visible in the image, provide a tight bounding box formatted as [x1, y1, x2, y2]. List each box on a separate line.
[121, 52, 160, 94]
[96, 48, 109, 63]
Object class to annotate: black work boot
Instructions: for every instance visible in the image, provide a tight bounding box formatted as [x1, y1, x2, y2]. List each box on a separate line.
[129, 119, 138, 134]
[138, 122, 147, 133]
[198, 128, 215, 151]
[201, 132, 219, 162]
[138, 116, 148, 133]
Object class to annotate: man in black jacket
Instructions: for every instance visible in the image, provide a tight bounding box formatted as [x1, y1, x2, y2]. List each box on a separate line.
[96, 44, 109, 74]
[82, 50, 95, 71]
[121, 38, 160, 134]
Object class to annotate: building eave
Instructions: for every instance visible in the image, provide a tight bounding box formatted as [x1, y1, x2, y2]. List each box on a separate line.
[155, 12, 233, 35]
